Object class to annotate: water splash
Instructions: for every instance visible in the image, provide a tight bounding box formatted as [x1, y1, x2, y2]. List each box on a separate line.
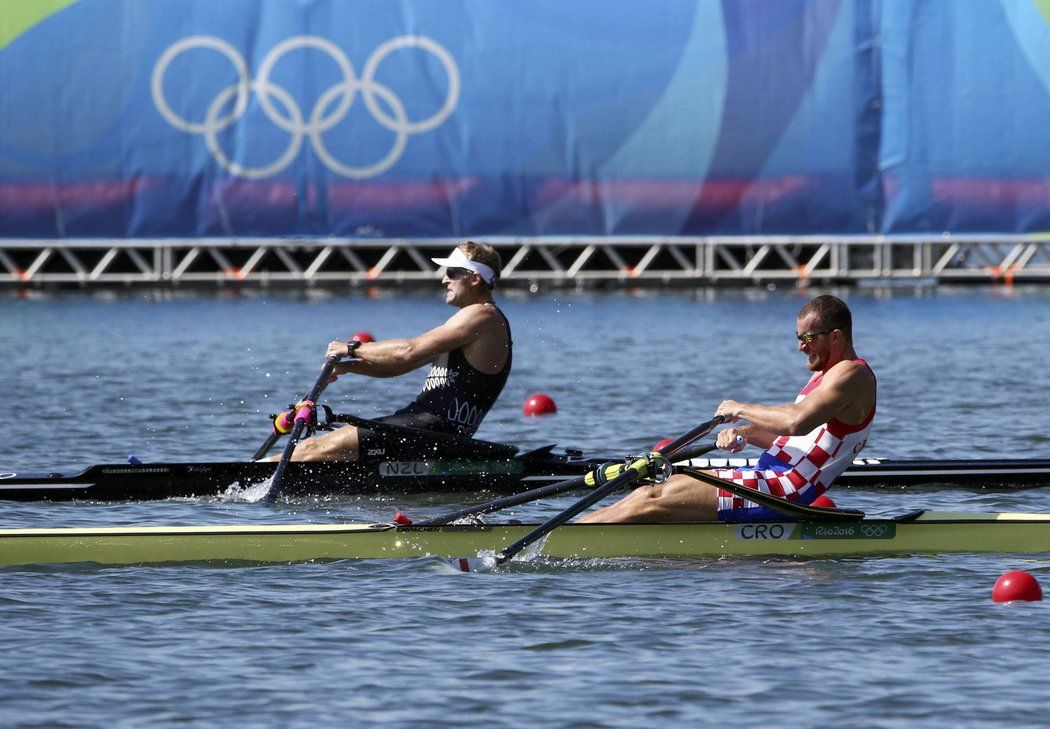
[217, 478, 272, 503]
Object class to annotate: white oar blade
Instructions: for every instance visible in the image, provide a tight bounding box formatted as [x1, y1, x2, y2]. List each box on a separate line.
[445, 555, 498, 573]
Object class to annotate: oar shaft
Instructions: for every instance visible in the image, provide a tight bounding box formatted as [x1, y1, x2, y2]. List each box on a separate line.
[421, 443, 722, 527]
[267, 418, 309, 494]
[677, 467, 865, 521]
[656, 415, 726, 458]
[495, 463, 646, 565]
[263, 355, 340, 502]
[419, 475, 587, 526]
[302, 355, 341, 407]
[489, 416, 728, 566]
[251, 431, 282, 462]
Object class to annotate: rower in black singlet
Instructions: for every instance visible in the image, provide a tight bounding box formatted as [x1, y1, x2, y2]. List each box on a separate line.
[360, 308, 512, 448]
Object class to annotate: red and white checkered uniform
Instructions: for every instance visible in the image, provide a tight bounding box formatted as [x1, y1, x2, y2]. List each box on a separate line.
[715, 359, 876, 512]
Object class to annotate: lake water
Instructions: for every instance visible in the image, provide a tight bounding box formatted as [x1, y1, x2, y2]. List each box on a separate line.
[2, 284, 1050, 726]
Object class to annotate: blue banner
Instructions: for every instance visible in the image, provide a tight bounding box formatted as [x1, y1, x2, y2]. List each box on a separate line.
[0, 0, 1048, 238]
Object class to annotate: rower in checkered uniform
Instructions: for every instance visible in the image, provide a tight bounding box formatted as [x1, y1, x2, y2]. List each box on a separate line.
[712, 359, 875, 521]
[580, 295, 877, 524]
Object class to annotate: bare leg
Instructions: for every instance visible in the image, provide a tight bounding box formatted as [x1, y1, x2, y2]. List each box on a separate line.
[578, 472, 719, 523]
[261, 425, 362, 462]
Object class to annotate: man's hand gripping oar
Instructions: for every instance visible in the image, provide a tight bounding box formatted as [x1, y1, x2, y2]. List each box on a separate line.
[449, 415, 727, 572]
[259, 342, 359, 504]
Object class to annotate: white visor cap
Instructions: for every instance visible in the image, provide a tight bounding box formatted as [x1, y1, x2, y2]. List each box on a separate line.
[431, 247, 497, 285]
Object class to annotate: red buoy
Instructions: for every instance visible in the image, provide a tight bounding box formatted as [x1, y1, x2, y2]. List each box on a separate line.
[811, 494, 837, 509]
[351, 331, 375, 343]
[992, 570, 1043, 602]
[392, 512, 413, 525]
[523, 393, 557, 416]
[653, 438, 674, 452]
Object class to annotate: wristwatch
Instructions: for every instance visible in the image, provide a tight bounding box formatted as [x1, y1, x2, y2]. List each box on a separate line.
[345, 340, 362, 358]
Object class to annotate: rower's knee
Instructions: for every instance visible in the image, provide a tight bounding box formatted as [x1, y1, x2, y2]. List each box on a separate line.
[626, 484, 661, 503]
[621, 479, 716, 522]
[614, 484, 674, 520]
[625, 487, 667, 510]
[290, 427, 359, 462]
[291, 438, 327, 461]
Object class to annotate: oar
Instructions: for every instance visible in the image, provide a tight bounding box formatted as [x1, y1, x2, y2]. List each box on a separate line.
[251, 386, 327, 462]
[677, 466, 865, 521]
[260, 355, 341, 503]
[416, 442, 723, 527]
[251, 430, 283, 462]
[453, 415, 726, 571]
[252, 340, 360, 461]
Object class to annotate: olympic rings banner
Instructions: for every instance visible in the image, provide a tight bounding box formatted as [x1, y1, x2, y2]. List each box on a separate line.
[1, 0, 1050, 238]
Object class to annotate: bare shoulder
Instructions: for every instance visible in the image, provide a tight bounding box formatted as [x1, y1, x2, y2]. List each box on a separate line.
[447, 303, 502, 327]
[825, 359, 875, 391]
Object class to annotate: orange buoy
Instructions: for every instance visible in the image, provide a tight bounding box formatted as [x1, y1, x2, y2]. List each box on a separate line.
[811, 494, 837, 508]
[992, 570, 1043, 602]
[351, 331, 375, 343]
[523, 393, 557, 416]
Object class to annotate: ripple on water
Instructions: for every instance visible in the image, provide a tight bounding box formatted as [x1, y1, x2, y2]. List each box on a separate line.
[3, 289, 1050, 724]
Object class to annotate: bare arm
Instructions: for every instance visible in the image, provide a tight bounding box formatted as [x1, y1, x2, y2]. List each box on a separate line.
[716, 362, 870, 437]
[327, 305, 495, 379]
[716, 424, 778, 452]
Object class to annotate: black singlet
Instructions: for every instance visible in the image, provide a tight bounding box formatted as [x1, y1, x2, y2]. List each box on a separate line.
[379, 307, 512, 437]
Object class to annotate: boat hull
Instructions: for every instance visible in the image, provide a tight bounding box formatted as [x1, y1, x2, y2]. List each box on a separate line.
[0, 457, 583, 501]
[3, 457, 1050, 502]
[4, 513, 1050, 566]
[0, 415, 599, 500]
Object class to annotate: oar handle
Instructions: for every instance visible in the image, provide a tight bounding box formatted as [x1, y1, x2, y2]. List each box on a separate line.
[655, 415, 726, 459]
[668, 441, 722, 463]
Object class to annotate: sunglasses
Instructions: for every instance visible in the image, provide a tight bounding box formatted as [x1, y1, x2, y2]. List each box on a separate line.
[445, 267, 475, 280]
[795, 329, 834, 344]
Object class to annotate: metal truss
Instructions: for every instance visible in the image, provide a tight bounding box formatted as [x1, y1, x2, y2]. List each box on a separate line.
[2, 235, 1049, 287]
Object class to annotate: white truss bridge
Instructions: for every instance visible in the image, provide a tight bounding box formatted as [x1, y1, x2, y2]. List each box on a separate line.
[2, 235, 1049, 287]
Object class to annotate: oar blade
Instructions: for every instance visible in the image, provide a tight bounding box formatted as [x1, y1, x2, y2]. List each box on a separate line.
[445, 555, 498, 573]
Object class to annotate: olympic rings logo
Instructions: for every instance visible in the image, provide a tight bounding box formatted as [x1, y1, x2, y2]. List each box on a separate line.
[151, 35, 460, 179]
[860, 524, 889, 538]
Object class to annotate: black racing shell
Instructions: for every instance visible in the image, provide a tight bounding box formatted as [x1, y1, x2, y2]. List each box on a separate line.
[397, 307, 512, 437]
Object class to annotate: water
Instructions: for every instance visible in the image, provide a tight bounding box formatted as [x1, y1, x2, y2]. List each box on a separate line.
[2, 285, 1050, 725]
